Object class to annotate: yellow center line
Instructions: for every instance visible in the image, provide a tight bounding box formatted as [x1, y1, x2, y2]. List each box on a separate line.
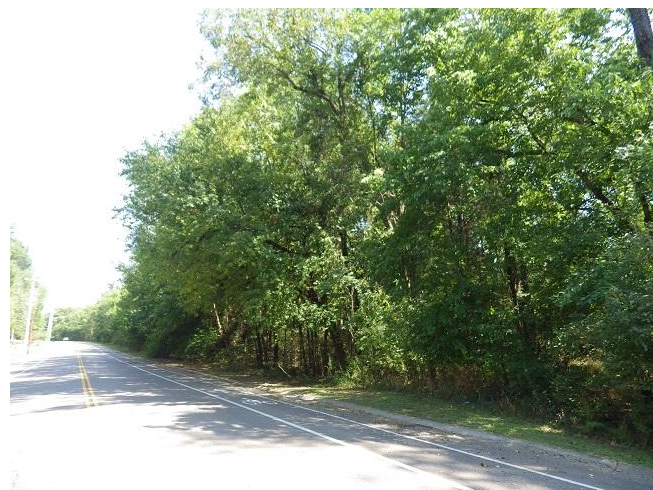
[77, 354, 98, 408]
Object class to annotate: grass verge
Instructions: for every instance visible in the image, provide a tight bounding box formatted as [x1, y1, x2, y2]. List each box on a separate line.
[268, 383, 653, 469]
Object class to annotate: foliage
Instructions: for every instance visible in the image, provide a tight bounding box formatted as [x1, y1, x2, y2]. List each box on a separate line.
[74, 9, 653, 446]
[555, 233, 653, 443]
[10, 231, 47, 341]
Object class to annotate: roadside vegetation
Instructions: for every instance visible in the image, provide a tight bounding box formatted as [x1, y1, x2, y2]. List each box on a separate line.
[295, 386, 653, 468]
[10, 232, 47, 342]
[53, 9, 653, 456]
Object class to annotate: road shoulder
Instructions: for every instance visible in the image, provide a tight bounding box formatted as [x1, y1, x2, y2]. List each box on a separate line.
[208, 375, 653, 490]
[100, 345, 653, 489]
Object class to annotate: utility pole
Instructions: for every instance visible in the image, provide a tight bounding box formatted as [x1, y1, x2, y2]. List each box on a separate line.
[45, 311, 54, 342]
[23, 280, 37, 355]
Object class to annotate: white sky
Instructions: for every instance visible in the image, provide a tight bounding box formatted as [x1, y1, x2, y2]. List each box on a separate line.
[4, 5, 207, 309]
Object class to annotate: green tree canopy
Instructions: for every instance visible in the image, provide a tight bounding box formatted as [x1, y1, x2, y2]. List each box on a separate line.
[80, 8, 652, 447]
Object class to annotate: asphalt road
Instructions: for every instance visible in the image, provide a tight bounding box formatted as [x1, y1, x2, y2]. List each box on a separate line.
[9, 342, 652, 490]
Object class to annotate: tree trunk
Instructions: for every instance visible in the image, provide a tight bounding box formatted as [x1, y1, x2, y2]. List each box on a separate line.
[321, 329, 330, 376]
[329, 322, 348, 371]
[627, 10, 653, 230]
[640, 192, 652, 227]
[504, 246, 535, 351]
[339, 229, 348, 257]
[298, 323, 307, 373]
[307, 329, 317, 377]
[273, 332, 279, 365]
[628, 8, 653, 67]
[212, 303, 223, 334]
[255, 332, 264, 368]
[263, 329, 271, 365]
[427, 365, 438, 394]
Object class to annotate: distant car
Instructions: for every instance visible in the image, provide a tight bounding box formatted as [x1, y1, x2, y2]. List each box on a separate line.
[63, 337, 69, 341]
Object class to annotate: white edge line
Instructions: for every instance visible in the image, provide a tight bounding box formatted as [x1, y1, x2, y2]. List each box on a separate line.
[97, 346, 609, 490]
[153, 365, 610, 490]
[102, 350, 473, 490]
[270, 398, 608, 490]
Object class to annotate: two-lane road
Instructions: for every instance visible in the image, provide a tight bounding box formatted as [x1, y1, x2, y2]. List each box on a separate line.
[9, 342, 652, 490]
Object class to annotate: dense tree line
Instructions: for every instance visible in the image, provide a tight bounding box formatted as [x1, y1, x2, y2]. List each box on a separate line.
[51, 289, 120, 342]
[10, 231, 47, 341]
[75, 9, 652, 445]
